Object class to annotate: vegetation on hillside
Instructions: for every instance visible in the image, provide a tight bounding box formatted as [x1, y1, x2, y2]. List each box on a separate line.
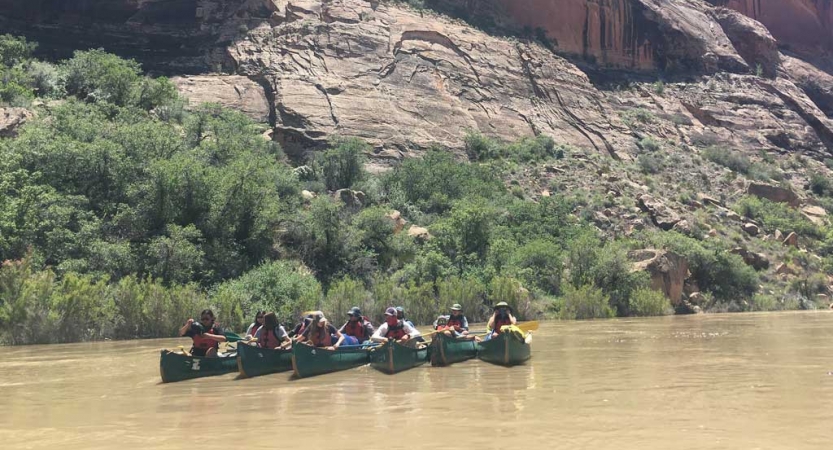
[0, 35, 824, 345]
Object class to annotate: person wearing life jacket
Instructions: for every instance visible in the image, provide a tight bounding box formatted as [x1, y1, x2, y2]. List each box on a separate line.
[395, 306, 415, 328]
[441, 303, 481, 341]
[433, 315, 450, 332]
[297, 313, 344, 350]
[178, 309, 227, 357]
[372, 307, 420, 343]
[254, 312, 290, 349]
[486, 302, 517, 340]
[244, 310, 265, 340]
[338, 306, 374, 346]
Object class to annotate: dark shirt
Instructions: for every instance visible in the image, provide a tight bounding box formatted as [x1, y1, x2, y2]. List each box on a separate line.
[185, 323, 224, 338]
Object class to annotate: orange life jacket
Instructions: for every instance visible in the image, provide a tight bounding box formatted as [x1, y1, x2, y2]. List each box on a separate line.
[309, 326, 334, 347]
[447, 315, 466, 330]
[191, 324, 221, 351]
[492, 315, 512, 334]
[258, 327, 283, 349]
[385, 322, 407, 340]
[343, 318, 370, 340]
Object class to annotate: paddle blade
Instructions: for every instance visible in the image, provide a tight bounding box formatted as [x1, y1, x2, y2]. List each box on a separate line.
[223, 331, 245, 343]
[517, 321, 539, 333]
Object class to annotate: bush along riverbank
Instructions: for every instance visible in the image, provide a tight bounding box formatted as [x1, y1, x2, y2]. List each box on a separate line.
[2, 37, 831, 345]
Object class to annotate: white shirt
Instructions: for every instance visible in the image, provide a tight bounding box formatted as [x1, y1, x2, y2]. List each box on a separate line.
[372, 321, 420, 340]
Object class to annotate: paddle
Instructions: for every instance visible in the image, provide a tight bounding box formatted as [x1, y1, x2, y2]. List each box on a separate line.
[223, 331, 247, 343]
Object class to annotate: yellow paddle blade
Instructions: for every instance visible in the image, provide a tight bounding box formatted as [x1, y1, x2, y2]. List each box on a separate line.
[517, 321, 539, 333]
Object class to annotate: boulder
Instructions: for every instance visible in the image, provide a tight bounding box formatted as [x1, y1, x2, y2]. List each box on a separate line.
[0, 107, 32, 138]
[747, 183, 800, 207]
[801, 205, 828, 225]
[334, 189, 366, 208]
[407, 226, 432, 241]
[672, 219, 695, 237]
[741, 222, 760, 236]
[730, 247, 770, 270]
[775, 262, 797, 275]
[629, 249, 689, 305]
[637, 194, 682, 231]
[697, 193, 722, 207]
[386, 210, 408, 234]
[783, 231, 798, 247]
[301, 190, 316, 201]
[774, 229, 784, 241]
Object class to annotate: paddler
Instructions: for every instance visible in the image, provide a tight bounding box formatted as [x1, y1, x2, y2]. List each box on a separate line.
[254, 312, 291, 349]
[297, 313, 344, 350]
[437, 303, 481, 341]
[338, 307, 374, 346]
[178, 309, 226, 357]
[486, 302, 517, 340]
[244, 310, 265, 339]
[372, 307, 421, 343]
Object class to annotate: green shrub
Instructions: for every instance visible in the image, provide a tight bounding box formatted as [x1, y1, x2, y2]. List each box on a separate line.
[639, 137, 661, 152]
[508, 239, 563, 295]
[556, 283, 613, 320]
[322, 277, 372, 323]
[637, 153, 664, 174]
[734, 196, 821, 238]
[62, 49, 142, 106]
[809, 172, 833, 197]
[702, 146, 751, 173]
[436, 276, 489, 322]
[653, 80, 665, 95]
[211, 260, 322, 330]
[0, 34, 36, 66]
[629, 288, 672, 316]
[27, 60, 63, 98]
[488, 276, 536, 320]
[317, 137, 368, 191]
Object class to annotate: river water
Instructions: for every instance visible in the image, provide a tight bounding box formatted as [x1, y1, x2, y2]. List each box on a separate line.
[2, 312, 832, 449]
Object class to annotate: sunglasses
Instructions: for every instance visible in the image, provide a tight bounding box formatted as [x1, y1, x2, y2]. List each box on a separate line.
[200, 317, 212, 322]
[257, 316, 264, 320]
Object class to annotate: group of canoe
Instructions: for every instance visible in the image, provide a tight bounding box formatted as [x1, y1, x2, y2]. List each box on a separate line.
[160, 302, 533, 383]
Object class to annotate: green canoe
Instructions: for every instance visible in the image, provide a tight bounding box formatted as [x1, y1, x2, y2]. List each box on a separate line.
[291, 343, 370, 378]
[477, 332, 531, 366]
[370, 340, 429, 374]
[159, 349, 238, 383]
[430, 333, 478, 366]
[237, 343, 293, 378]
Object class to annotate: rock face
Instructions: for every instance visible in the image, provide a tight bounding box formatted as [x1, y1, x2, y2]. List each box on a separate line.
[227, 1, 633, 157]
[0, 108, 33, 138]
[492, 0, 750, 74]
[171, 75, 271, 122]
[630, 249, 689, 305]
[709, 7, 780, 77]
[0, 0, 282, 72]
[709, 0, 833, 66]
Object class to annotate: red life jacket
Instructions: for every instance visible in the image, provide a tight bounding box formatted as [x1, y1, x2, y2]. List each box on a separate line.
[447, 315, 466, 330]
[251, 324, 262, 337]
[342, 318, 370, 340]
[385, 322, 407, 340]
[192, 324, 221, 351]
[309, 326, 333, 347]
[258, 327, 283, 349]
[492, 315, 512, 334]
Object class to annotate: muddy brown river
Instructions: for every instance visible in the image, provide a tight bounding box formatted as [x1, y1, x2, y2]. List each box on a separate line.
[2, 312, 832, 449]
